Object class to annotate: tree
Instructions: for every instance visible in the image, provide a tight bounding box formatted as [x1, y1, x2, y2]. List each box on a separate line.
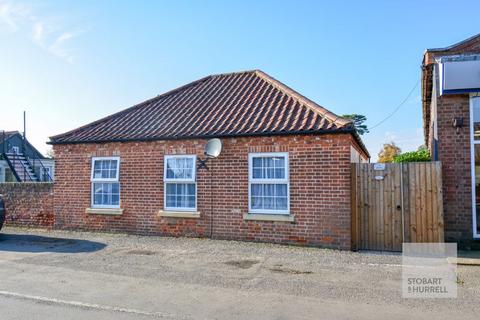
[342, 114, 369, 135]
[417, 144, 427, 152]
[378, 142, 401, 163]
[45, 147, 55, 159]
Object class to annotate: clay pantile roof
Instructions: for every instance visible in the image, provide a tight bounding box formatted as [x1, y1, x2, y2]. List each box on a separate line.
[50, 70, 360, 147]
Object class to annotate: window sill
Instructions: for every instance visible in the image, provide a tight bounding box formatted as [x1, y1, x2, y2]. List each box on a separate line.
[86, 208, 123, 215]
[158, 210, 201, 219]
[243, 213, 294, 222]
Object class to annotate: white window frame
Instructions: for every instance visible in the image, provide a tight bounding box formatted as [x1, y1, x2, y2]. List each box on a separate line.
[90, 156, 121, 209]
[248, 152, 290, 215]
[469, 95, 480, 239]
[164, 155, 197, 212]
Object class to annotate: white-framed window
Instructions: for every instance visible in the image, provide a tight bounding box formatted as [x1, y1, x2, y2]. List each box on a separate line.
[248, 152, 289, 215]
[91, 157, 120, 208]
[164, 155, 197, 211]
[470, 95, 480, 238]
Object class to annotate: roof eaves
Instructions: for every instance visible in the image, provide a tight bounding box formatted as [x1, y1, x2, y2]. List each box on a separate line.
[426, 33, 480, 53]
[48, 128, 370, 159]
[48, 127, 355, 144]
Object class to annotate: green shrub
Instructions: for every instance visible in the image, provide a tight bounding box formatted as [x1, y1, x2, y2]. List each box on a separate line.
[393, 149, 430, 163]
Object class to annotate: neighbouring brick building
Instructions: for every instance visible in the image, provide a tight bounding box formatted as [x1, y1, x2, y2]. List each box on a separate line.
[422, 34, 480, 247]
[50, 70, 369, 249]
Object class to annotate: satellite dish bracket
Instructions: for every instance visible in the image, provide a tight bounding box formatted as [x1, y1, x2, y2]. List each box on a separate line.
[197, 157, 210, 170]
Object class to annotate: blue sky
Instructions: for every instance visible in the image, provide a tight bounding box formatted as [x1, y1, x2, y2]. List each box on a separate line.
[0, 0, 478, 160]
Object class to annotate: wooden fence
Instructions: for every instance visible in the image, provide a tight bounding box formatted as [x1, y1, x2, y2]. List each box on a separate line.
[351, 162, 444, 251]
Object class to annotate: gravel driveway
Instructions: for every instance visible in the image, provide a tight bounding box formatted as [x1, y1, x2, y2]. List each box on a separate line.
[0, 227, 479, 320]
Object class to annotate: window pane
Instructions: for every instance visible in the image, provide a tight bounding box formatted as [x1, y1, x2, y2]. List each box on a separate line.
[176, 195, 183, 207]
[187, 196, 195, 208]
[250, 183, 288, 212]
[93, 182, 120, 206]
[165, 183, 196, 209]
[111, 183, 119, 194]
[185, 158, 194, 169]
[274, 169, 284, 179]
[253, 168, 263, 179]
[166, 195, 175, 207]
[474, 97, 480, 140]
[111, 194, 120, 205]
[94, 183, 103, 194]
[94, 194, 102, 205]
[263, 184, 275, 196]
[166, 183, 175, 195]
[264, 157, 274, 168]
[187, 184, 195, 195]
[273, 157, 285, 168]
[251, 184, 262, 196]
[102, 193, 109, 205]
[94, 161, 101, 171]
[251, 156, 286, 180]
[252, 158, 262, 168]
[252, 196, 262, 209]
[93, 159, 118, 180]
[266, 167, 275, 179]
[263, 196, 274, 209]
[276, 184, 287, 196]
[476, 145, 480, 233]
[166, 157, 194, 180]
[276, 197, 288, 210]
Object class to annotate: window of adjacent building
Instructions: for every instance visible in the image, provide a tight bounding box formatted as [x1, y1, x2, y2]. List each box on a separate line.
[91, 157, 120, 208]
[248, 152, 289, 214]
[471, 96, 480, 238]
[164, 155, 197, 211]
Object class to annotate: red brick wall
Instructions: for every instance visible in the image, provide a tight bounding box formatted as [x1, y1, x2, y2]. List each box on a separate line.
[435, 94, 477, 246]
[0, 183, 54, 228]
[53, 134, 356, 249]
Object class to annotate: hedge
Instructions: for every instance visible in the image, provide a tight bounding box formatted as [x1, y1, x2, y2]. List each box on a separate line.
[393, 149, 431, 163]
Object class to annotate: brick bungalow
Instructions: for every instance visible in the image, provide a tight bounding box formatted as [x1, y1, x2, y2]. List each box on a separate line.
[422, 34, 480, 248]
[49, 70, 369, 249]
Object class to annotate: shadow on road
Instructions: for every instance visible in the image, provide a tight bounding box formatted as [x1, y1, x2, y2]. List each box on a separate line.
[0, 234, 106, 253]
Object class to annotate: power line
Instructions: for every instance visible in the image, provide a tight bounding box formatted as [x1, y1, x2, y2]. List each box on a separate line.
[368, 79, 421, 131]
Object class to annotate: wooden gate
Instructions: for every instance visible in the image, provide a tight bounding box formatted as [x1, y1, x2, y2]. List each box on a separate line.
[351, 162, 444, 251]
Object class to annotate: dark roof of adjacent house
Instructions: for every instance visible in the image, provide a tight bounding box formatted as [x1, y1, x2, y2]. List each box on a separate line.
[422, 34, 480, 144]
[0, 130, 47, 159]
[50, 70, 368, 155]
[0, 130, 20, 143]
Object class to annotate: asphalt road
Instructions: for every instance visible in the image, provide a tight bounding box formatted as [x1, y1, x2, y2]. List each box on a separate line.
[0, 227, 479, 320]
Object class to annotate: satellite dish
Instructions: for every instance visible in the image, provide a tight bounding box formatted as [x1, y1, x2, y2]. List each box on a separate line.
[205, 138, 222, 158]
